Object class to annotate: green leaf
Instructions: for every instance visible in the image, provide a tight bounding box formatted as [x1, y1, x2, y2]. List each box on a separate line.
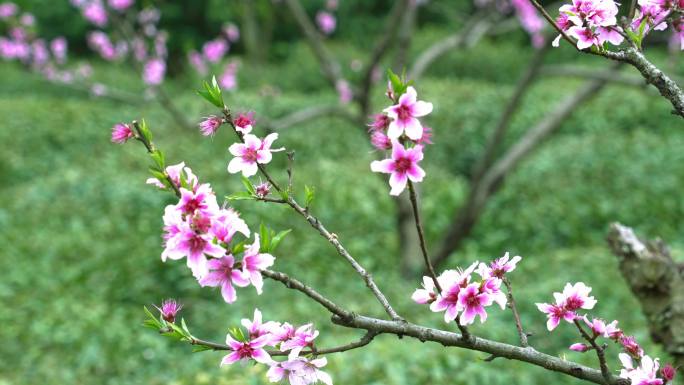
[197, 77, 224, 108]
[241, 176, 256, 194]
[138, 119, 153, 143]
[259, 223, 270, 252]
[279, 190, 289, 201]
[226, 192, 255, 201]
[269, 229, 291, 252]
[387, 69, 402, 95]
[304, 185, 315, 208]
[150, 150, 165, 169]
[181, 318, 191, 336]
[231, 240, 245, 254]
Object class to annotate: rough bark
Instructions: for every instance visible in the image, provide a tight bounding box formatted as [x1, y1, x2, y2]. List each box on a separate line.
[606, 223, 684, 369]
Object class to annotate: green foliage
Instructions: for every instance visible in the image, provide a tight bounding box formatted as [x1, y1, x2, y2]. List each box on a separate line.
[0, 32, 681, 385]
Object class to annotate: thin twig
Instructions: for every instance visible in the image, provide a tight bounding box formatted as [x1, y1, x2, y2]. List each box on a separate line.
[503, 277, 528, 347]
[574, 319, 612, 384]
[526, 0, 579, 49]
[131, 120, 181, 198]
[407, 181, 441, 293]
[221, 107, 401, 321]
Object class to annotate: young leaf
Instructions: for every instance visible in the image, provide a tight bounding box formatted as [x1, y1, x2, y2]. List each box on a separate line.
[226, 192, 255, 201]
[138, 119, 153, 143]
[259, 223, 270, 252]
[231, 240, 246, 254]
[269, 229, 292, 252]
[192, 345, 214, 353]
[150, 150, 165, 169]
[304, 185, 315, 208]
[241, 176, 256, 195]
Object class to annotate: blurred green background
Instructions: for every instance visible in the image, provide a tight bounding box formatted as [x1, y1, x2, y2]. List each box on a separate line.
[2, 1, 684, 385]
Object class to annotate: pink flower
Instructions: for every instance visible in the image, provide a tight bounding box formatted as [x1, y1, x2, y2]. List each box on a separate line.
[429, 264, 478, 322]
[202, 38, 228, 63]
[569, 343, 590, 352]
[605, 320, 622, 340]
[316, 11, 336, 35]
[267, 356, 333, 385]
[336, 79, 352, 104]
[0, 2, 17, 19]
[414, 126, 433, 145]
[255, 181, 271, 198]
[487, 252, 521, 278]
[553, 0, 622, 48]
[511, 0, 544, 46]
[242, 308, 281, 341]
[188, 50, 207, 75]
[147, 162, 198, 190]
[619, 354, 663, 385]
[154, 298, 182, 323]
[536, 302, 576, 331]
[211, 208, 250, 244]
[198, 255, 249, 303]
[383, 86, 433, 140]
[83, 2, 108, 27]
[111, 123, 134, 143]
[162, 222, 226, 278]
[370, 140, 425, 196]
[411, 276, 437, 304]
[280, 323, 319, 358]
[661, 363, 676, 382]
[222, 334, 273, 365]
[220, 61, 238, 90]
[242, 234, 276, 294]
[143, 58, 165, 85]
[223, 23, 240, 42]
[233, 112, 255, 134]
[199, 115, 222, 136]
[457, 282, 494, 325]
[370, 131, 392, 151]
[582, 316, 609, 337]
[271, 322, 296, 345]
[50, 37, 67, 64]
[560, 282, 597, 311]
[620, 335, 644, 357]
[368, 114, 391, 132]
[174, 184, 219, 216]
[108, 0, 134, 11]
[228, 133, 278, 177]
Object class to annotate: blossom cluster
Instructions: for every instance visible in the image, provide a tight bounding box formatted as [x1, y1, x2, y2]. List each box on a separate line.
[72, 0, 169, 87]
[633, 0, 684, 49]
[369, 83, 433, 196]
[223, 309, 332, 385]
[0, 2, 93, 86]
[552, 0, 624, 49]
[412, 253, 521, 325]
[537, 283, 677, 385]
[187, 23, 241, 90]
[142, 160, 274, 303]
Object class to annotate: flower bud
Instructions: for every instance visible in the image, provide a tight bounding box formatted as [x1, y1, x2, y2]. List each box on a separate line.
[569, 343, 590, 352]
[155, 299, 183, 323]
[111, 123, 134, 143]
[661, 363, 676, 382]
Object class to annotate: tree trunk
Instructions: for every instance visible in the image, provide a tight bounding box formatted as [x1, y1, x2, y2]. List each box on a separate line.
[606, 223, 684, 370]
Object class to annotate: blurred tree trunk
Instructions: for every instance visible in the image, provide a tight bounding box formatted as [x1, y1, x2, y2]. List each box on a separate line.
[607, 223, 684, 370]
[240, 0, 273, 64]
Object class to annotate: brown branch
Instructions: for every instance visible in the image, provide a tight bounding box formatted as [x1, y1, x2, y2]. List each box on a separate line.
[431, 63, 619, 270]
[503, 277, 528, 347]
[283, 0, 343, 88]
[331, 314, 629, 385]
[407, 181, 441, 292]
[574, 319, 612, 383]
[269, 331, 379, 357]
[221, 108, 401, 321]
[471, 44, 550, 182]
[262, 105, 362, 132]
[409, 14, 493, 80]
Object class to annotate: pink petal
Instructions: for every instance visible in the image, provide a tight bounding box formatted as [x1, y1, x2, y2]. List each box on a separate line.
[221, 281, 237, 303]
[445, 304, 459, 322]
[399, 86, 417, 105]
[220, 351, 242, 365]
[391, 140, 406, 159]
[389, 172, 408, 196]
[370, 159, 395, 174]
[406, 165, 425, 182]
[412, 100, 433, 117]
[256, 149, 272, 164]
[242, 161, 259, 177]
[227, 157, 246, 174]
[460, 307, 476, 325]
[228, 143, 246, 157]
[403, 117, 423, 140]
[262, 133, 278, 149]
[547, 316, 560, 331]
[231, 270, 250, 287]
[243, 134, 261, 149]
[250, 270, 264, 294]
[199, 271, 224, 287]
[386, 119, 403, 139]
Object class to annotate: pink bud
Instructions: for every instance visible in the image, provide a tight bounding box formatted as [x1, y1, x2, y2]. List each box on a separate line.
[661, 363, 676, 382]
[198, 116, 222, 136]
[569, 343, 590, 352]
[111, 123, 134, 143]
[155, 299, 183, 323]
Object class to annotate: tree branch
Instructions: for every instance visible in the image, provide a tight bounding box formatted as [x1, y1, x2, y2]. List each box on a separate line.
[503, 277, 528, 347]
[431, 64, 619, 269]
[331, 314, 629, 385]
[283, 0, 343, 88]
[574, 319, 612, 383]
